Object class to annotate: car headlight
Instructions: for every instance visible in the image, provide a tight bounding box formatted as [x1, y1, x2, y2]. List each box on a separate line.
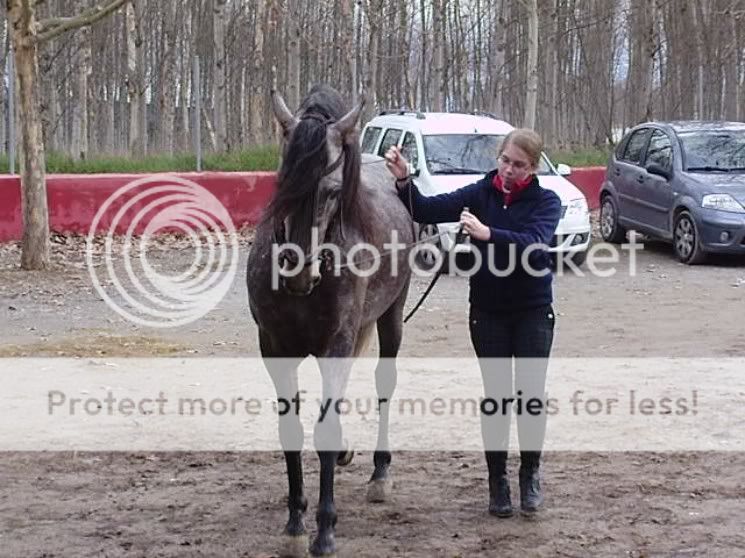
[701, 194, 745, 213]
[565, 197, 589, 216]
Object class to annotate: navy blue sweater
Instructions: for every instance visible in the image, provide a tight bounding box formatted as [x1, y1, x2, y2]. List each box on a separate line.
[398, 170, 562, 313]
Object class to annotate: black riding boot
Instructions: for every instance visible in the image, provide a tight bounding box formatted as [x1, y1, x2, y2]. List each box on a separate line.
[485, 451, 513, 517]
[519, 451, 543, 514]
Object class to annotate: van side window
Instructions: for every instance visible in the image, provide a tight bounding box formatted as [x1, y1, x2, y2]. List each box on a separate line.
[361, 126, 382, 154]
[400, 132, 419, 169]
[377, 128, 403, 157]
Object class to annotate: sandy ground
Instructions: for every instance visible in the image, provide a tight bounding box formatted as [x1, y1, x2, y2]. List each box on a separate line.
[2, 217, 745, 557]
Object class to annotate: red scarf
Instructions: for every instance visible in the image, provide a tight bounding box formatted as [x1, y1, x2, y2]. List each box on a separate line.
[492, 174, 534, 207]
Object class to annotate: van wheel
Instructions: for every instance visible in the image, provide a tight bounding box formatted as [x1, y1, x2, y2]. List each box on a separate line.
[673, 211, 707, 265]
[600, 195, 627, 243]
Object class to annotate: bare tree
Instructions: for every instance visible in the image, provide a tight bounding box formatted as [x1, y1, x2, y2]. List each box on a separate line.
[213, 0, 227, 150]
[4, 0, 745, 183]
[70, 0, 91, 161]
[125, 0, 145, 156]
[521, 0, 539, 128]
[5, 0, 128, 270]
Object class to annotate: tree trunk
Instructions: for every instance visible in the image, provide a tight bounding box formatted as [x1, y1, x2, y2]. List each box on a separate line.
[522, 0, 539, 128]
[432, 0, 444, 111]
[159, 0, 177, 154]
[419, 0, 427, 109]
[250, 0, 265, 144]
[7, 0, 50, 270]
[126, 0, 145, 156]
[70, 0, 91, 161]
[491, 0, 505, 115]
[363, 1, 380, 119]
[340, 0, 355, 102]
[287, 0, 301, 111]
[0, 31, 6, 154]
[213, 0, 228, 151]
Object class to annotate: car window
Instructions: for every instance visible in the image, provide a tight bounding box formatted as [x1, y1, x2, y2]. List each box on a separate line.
[645, 130, 673, 170]
[621, 129, 650, 165]
[614, 136, 628, 160]
[400, 132, 419, 169]
[377, 128, 403, 157]
[361, 126, 382, 154]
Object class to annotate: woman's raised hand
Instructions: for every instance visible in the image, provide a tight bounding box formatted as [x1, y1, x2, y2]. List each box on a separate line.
[384, 146, 410, 180]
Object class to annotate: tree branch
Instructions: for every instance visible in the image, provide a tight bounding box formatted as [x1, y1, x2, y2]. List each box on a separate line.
[36, 0, 129, 43]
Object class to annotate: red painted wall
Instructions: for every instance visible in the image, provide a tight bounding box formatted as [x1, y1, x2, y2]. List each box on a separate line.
[0, 168, 606, 242]
[565, 166, 606, 210]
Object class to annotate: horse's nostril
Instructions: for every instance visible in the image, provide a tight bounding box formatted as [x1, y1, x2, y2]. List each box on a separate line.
[279, 250, 299, 267]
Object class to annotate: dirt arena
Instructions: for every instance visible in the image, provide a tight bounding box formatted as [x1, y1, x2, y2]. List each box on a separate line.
[2, 223, 745, 557]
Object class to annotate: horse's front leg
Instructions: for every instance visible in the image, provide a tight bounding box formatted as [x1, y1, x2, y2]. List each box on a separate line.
[311, 354, 355, 557]
[262, 349, 308, 557]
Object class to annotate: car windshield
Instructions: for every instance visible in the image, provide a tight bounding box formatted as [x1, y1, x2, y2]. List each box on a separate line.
[422, 134, 553, 175]
[679, 130, 745, 172]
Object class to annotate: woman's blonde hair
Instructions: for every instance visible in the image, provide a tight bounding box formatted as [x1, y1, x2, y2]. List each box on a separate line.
[500, 128, 543, 168]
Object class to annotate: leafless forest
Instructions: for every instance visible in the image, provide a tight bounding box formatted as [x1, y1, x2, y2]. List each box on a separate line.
[2, 0, 744, 158]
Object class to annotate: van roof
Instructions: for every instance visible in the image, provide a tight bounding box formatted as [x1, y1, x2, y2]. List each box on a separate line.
[366, 112, 515, 136]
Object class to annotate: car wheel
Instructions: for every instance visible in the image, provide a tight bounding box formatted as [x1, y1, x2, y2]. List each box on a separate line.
[673, 211, 707, 265]
[600, 195, 627, 243]
[570, 249, 588, 267]
[415, 223, 448, 272]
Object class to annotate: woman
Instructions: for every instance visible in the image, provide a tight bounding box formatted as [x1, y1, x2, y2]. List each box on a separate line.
[385, 128, 562, 517]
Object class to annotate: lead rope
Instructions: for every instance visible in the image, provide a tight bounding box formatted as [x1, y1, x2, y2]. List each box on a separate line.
[401, 174, 465, 324]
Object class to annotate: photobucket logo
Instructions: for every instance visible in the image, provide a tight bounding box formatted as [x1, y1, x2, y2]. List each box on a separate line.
[271, 228, 643, 286]
[85, 175, 239, 328]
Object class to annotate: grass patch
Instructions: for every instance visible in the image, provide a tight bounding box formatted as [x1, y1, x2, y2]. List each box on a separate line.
[0, 145, 281, 174]
[548, 147, 612, 168]
[0, 144, 610, 174]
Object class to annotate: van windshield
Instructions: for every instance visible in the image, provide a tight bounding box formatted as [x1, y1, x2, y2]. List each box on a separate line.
[422, 134, 552, 175]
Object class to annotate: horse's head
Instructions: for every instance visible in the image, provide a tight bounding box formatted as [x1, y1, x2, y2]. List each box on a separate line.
[268, 86, 365, 296]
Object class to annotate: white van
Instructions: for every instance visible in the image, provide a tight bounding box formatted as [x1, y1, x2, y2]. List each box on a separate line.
[360, 110, 591, 266]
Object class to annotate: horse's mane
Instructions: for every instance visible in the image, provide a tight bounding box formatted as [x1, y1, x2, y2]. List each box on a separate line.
[263, 85, 364, 240]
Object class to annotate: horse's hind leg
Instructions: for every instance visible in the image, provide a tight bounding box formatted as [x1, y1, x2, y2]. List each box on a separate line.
[260, 333, 308, 557]
[367, 288, 407, 503]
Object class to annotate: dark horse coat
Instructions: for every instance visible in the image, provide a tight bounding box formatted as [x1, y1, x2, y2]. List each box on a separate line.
[246, 84, 413, 557]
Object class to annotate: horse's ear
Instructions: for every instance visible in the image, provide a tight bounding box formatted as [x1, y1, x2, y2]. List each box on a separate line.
[332, 96, 366, 137]
[271, 90, 297, 130]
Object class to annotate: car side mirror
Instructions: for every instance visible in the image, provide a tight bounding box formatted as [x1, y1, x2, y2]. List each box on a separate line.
[556, 163, 572, 176]
[646, 163, 672, 180]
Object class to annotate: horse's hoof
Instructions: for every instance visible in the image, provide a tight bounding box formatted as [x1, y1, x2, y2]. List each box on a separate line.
[309, 532, 336, 557]
[336, 447, 354, 467]
[280, 533, 309, 558]
[366, 477, 393, 503]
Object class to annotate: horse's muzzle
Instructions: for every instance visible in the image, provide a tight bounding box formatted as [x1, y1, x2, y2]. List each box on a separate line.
[280, 273, 321, 296]
[278, 255, 323, 296]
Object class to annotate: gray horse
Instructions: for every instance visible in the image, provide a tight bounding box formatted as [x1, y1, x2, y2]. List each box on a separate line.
[246, 84, 413, 557]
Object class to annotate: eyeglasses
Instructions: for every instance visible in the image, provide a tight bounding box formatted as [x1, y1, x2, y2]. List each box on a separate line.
[498, 154, 530, 170]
